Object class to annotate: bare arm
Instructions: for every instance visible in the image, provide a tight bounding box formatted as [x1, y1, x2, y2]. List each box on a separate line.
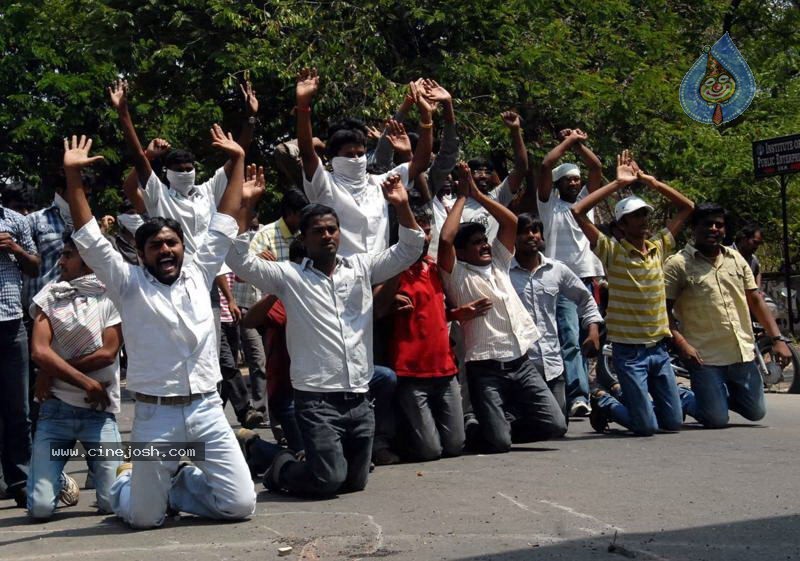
[295, 68, 320, 181]
[67, 324, 123, 373]
[538, 129, 583, 203]
[500, 111, 528, 194]
[407, 81, 434, 180]
[109, 80, 152, 186]
[459, 161, 518, 252]
[437, 165, 470, 274]
[0, 230, 39, 277]
[224, 79, 259, 178]
[571, 130, 603, 192]
[635, 170, 694, 238]
[210, 124, 246, 226]
[372, 275, 403, 319]
[63, 135, 105, 230]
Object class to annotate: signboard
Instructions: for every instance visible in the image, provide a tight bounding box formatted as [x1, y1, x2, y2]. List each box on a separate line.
[753, 133, 800, 178]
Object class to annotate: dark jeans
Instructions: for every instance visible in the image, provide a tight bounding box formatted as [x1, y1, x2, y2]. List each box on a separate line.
[217, 319, 251, 423]
[276, 390, 374, 497]
[395, 375, 465, 461]
[0, 319, 31, 494]
[370, 365, 397, 453]
[466, 356, 567, 453]
[238, 318, 267, 412]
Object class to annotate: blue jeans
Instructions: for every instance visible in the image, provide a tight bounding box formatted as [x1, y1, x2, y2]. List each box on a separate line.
[27, 399, 122, 519]
[688, 361, 766, 428]
[370, 366, 397, 452]
[556, 295, 590, 408]
[0, 319, 31, 495]
[603, 341, 683, 436]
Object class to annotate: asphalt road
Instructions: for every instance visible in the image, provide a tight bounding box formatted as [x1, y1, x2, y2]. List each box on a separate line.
[2, 392, 798, 561]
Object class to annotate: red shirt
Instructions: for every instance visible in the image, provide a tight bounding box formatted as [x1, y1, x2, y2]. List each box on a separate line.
[260, 297, 292, 400]
[389, 257, 458, 378]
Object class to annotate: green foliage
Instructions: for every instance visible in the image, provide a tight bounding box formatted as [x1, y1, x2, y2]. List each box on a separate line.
[1, 0, 798, 265]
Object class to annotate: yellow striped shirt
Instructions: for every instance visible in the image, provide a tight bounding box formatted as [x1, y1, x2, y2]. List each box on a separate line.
[595, 229, 674, 344]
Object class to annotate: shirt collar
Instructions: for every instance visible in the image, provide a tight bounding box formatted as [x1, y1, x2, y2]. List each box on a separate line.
[511, 254, 553, 275]
[277, 217, 295, 240]
[686, 243, 732, 261]
[620, 237, 658, 258]
[141, 264, 187, 287]
[301, 255, 351, 274]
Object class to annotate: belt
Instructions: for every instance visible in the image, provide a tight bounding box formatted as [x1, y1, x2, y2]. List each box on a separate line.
[294, 390, 368, 402]
[471, 355, 527, 372]
[133, 391, 216, 406]
[615, 338, 665, 349]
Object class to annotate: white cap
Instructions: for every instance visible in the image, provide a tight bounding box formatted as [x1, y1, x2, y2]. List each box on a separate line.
[614, 196, 654, 221]
[552, 163, 581, 183]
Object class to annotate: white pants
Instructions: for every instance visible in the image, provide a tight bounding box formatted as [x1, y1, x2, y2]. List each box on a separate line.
[109, 393, 256, 529]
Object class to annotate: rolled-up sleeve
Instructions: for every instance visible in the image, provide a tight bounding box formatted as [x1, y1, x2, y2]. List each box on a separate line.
[72, 220, 130, 298]
[369, 224, 425, 284]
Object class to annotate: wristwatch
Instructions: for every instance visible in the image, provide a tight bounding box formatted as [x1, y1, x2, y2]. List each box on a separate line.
[772, 335, 792, 343]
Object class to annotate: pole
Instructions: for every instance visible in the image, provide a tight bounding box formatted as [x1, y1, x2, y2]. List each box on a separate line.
[781, 175, 794, 336]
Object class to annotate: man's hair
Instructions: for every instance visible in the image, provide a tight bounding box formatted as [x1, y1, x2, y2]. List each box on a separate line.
[467, 157, 494, 173]
[289, 239, 307, 263]
[164, 149, 195, 169]
[411, 202, 433, 226]
[736, 222, 762, 241]
[61, 231, 77, 249]
[517, 213, 544, 236]
[281, 189, 310, 217]
[690, 202, 728, 227]
[326, 118, 369, 159]
[299, 203, 339, 234]
[134, 217, 184, 251]
[454, 222, 486, 250]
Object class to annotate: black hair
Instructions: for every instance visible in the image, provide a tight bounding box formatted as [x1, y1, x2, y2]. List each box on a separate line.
[298, 203, 339, 235]
[408, 131, 419, 154]
[517, 213, 544, 236]
[467, 157, 494, 173]
[281, 189, 310, 217]
[164, 149, 195, 169]
[690, 202, 728, 227]
[325, 128, 368, 159]
[735, 222, 762, 241]
[61, 231, 77, 249]
[119, 200, 135, 214]
[134, 217, 184, 251]
[327, 117, 369, 137]
[289, 239, 307, 263]
[410, 198, 433, 225]
[454, 222, 487, 250]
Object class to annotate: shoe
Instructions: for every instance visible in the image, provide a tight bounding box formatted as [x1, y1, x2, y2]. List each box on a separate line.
[263, 449, 296, 492]
[589, 390, 609, 433]
[116, 462, 133, 477]
[58, 474, 80, 507]
[569, 400, 591, 418]
[372, 448, 400, 466]
[235, 427, 259, 455]
[242, 408, 265, 429]
[10, 485, 27, 509]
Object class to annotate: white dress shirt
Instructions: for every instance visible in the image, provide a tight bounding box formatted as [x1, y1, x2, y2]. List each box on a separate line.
[510, 255, 603, 380]
[141, 168, 228, 255]
[303, 161, 410, 257]
[72, 213, 238, 396]
[226, 225, 424, 393]
[441, 239, 540, 363]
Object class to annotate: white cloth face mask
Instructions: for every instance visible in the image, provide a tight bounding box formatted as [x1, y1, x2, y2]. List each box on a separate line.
[166, 169, 196, 195]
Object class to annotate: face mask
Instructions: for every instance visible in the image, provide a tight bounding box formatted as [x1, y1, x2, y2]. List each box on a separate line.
[331, 156, 368, 189]
[166, 169, 196, 195]
[440, 193, 455, 209]
[117, 213, 145, 236]
[53, 193, 73, 228]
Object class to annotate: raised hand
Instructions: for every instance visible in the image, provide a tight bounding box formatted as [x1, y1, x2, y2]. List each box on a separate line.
[380, 174, 409, 207]
[243, 163, 266, 204]
[572, 128, 589, 142]
[557, 128, 573, 140]
[63, 135, 105, 169]
[296, 67, 319, 106]
[385, 119, 412, 154]
[240, 79, 259, 116]
[616, 149, 637, 185]
[501, 110, 522, 130]
[454, 161, 472, 198]
[108, 79, 128, 111]
[631, 157, 656, 184]
[366, 125, 382, 141]
[99, 215, 115, 234]
[410, 80, 433, 115]
[422, 79, 452, 104]
[210, 124, 244, 158]
[145, 138, 171, 160]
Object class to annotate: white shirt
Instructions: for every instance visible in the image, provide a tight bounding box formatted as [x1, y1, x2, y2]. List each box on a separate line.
[141, 167, 228, 255]
[429, 179, 514, 259]
[226, 225, 425, 393]
[537, 186, 604, 278]
[303, 161, 410, 257]
[509, 256, 603, 381]
[72, 213, 238, 396]
[441, 238, 540, 362]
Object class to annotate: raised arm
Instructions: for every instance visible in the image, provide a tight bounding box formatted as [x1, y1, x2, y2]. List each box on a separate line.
[370, 84, 416, 172]
[437, 165, 470, 274]
[121, 138, 171, 213]
[538, 129, 584, 202]
[210, 124, 245, 223]
[571, 150, 637, 248]
[63, 136, 105, 230]
[633, 164, 694, 238]
[295, 67, 320, 181]
[407, 80, 434, 180]
[424, 80, 459, 196]
[500, 111, 528, 194]
[223, 79, 259, 179]
[570, 129, 603, 192]
[109, 80, 152, 186]
[461, 161, 518, 253]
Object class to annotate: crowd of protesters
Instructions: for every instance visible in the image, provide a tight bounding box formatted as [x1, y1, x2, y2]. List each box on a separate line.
[0, 70, 792, 529]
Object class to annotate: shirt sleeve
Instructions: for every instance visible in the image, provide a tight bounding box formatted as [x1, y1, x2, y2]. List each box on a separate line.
[491, 237, 514, 271]
[248, 226, 273, 256]
[388, 162, 411, 187]
[653, 228, 675, 262]
[303, 158, 335, 203]
[488, 178, 514, 207]
[141, 171, 168, 217]
[558, 264, 603, 328]
[736, 252, 759, 291]
[663, 253, 686, 301]
[101, 297, 122, 328]
[191, 212, 238, 289]
[197, 167, 229, 207]
[427, 121, 459, 195]
[368, 224, 425, 285]
[593, 233, 613, 271]
[71, 220, 132, 299]
[16, 215, 37, 255]
[226, 234, 287, 297]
